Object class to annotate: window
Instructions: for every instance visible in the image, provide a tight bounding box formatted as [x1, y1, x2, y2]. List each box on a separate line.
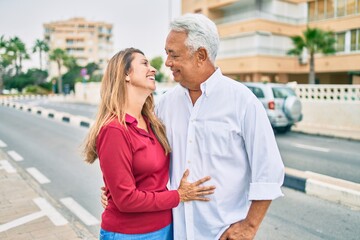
[336, 32, 346, 52]
[247, 87, 265, 98]
[272, 87, 296, 99]
[308, 1, 316, 21]
[337, 0, 346, 16]
[326, 0, 335, 18]
[311, 0, 360, 20]
[347, 0, 356, 14]
[66, 39, 74, 45]
[318, 0, 325, 19]
[351, 29, 359, 51]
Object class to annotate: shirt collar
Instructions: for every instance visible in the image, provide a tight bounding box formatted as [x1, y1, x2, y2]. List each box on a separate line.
[125, 113, 154, 140]
[125, 114, 137, 125]
[179, 67, 222, 97]
[200, 67, 221, 97]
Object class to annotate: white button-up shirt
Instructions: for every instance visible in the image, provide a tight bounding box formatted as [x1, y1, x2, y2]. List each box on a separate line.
[156, 68, 284, 240]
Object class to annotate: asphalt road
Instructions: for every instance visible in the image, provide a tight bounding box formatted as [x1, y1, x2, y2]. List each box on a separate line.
[12, 98, 360, 183]
[276, 131, 360, 183]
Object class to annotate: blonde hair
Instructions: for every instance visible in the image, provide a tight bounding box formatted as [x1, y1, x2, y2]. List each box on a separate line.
[83, 48, 171, 163]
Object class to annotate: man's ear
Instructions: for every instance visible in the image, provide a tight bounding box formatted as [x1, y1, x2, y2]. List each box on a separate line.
[197, 47, 208, 63]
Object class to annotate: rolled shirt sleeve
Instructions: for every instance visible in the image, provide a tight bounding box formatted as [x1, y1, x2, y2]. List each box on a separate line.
[242, 98, 285, 200]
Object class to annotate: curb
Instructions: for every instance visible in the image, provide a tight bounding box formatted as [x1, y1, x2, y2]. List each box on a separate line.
[283, 168, 360, 210]
[0, 97, 94, 129]
[292, 128, 360, 142]
[2, 97, 360, 210]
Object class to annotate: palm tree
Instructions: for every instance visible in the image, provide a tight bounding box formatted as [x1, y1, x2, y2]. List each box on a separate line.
[49, 48, 67, 93]
[0, 35, 8, 93]
[32, 39, 49, 70]
[63, 55, 78, 70]
[8, 37, 29, 75]
[0, 36, 16, 71]
[287, 27, 336, 84]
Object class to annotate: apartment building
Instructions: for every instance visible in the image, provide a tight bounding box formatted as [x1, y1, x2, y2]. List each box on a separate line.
[182, 0, 360, 84]
[44, 17, 113, 77]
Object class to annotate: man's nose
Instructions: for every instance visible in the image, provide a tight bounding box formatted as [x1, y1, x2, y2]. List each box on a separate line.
[165, 57, 172, 67]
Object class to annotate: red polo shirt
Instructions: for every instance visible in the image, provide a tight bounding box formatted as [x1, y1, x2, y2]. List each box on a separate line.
[97, 114, 180, 234]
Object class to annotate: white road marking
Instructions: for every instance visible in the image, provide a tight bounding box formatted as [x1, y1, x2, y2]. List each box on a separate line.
[292, 143, 330, 153]
[0, 198, 67, 232]
[0, 139, 7, 147]
[60, 197, 100, 226]
[26, 167, 51, 184]
[7, 150, 24, 161]
[0, 211, 45, 232]
[34, 197, 68, 226]
[0, 160, 16, 173]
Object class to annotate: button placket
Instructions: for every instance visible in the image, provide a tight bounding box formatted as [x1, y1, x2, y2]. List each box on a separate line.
[183, 93, 204, 240]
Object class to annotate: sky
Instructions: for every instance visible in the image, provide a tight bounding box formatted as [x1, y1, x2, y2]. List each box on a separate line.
[0, 0, 181, 69]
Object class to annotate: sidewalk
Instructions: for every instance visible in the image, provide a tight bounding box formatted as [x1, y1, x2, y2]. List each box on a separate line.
[0, 150, 96, 240]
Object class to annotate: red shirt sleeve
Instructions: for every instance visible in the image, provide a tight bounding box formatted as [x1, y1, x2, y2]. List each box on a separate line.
[97, 125, 180, 213]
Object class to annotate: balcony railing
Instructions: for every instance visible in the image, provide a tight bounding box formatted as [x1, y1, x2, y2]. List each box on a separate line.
[214, 10, 306, 25]
[207, 0, 237, 9]
[296, 85, 360, 102]
[218, 47, 289, 58]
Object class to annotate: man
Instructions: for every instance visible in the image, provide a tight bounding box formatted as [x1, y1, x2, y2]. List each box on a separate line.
[102, 13, 284, 240]
[157, 13, 284, 240]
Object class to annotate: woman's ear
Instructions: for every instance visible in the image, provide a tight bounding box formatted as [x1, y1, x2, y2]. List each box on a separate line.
[125, 75, 130, 82]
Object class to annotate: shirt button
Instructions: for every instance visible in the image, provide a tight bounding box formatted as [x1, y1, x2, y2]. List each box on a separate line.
[189, 140, 192, 143]
[187, 160, 191, 164]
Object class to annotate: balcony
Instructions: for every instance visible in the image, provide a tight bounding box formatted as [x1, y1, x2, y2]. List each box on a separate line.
[218, 47, 289, 59]
[207, 0, 238, 10]
[215, 10, 307, 25]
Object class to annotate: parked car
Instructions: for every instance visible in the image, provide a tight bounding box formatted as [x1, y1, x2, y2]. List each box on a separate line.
[243, 82, 303, 133]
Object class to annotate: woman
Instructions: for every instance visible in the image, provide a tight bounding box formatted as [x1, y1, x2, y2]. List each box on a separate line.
[83, 48, 215, 239]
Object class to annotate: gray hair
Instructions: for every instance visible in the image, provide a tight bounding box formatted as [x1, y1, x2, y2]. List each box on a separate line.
[170, 13, 220, 64]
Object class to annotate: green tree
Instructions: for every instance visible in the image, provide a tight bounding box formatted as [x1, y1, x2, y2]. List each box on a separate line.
[49, 48, 68, 93]
[63, 55, 79, 70]
[62, 66, 82, 92]
[0, 36, 15, 71]
[32, 39, 49, 70]
[85, 62, 100, 79]
[0, 36, 17, 93]
[150, 56, 165, 82]
[3, 68, 48, 92]
[8, 37, 29, 75]
[0, 36, 9, 93]
[287, 26, 336, 84]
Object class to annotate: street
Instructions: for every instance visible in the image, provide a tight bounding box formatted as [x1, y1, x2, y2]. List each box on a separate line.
[12, 98, 360, 183]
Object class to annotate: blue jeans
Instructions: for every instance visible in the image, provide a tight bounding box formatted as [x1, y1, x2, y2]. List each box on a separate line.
[99, 224, 173, 240]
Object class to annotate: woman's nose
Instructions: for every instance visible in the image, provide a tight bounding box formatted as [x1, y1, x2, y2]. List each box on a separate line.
[150, 65, 157, 73]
